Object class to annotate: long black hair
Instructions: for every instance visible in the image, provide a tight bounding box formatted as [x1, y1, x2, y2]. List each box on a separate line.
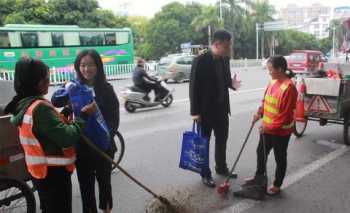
[267, 55, 295, 78]
[4, 57, 49, 114]
[74, 49, 107, 91]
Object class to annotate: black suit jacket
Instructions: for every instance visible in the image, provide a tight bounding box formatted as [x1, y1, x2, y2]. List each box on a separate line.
[189, 51, 234, 120]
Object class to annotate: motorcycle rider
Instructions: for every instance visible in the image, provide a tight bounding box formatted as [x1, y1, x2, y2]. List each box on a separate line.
[132, 58, 169, 102]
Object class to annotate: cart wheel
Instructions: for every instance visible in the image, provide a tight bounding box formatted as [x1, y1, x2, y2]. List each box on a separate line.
[114, 131, 125, 166]
[343, 112, 350, 145]
[294, 118, 308, 137]
[0, 177, 36, 213]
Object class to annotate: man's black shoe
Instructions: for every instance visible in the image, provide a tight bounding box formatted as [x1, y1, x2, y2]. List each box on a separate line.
[201, 175, 216, 188]
[216, 167, 238, 179]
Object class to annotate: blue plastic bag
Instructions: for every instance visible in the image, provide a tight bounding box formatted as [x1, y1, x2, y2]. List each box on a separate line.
[179, 122, 209, 175]
[52, 80, 111, 151]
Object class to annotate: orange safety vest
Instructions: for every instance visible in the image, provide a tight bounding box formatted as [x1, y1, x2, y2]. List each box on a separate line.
[262, 79, 295, 134]
[18, 99, 76, 179]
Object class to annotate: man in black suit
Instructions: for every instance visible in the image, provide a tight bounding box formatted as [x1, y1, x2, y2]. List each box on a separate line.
[189, 30, 241, 187]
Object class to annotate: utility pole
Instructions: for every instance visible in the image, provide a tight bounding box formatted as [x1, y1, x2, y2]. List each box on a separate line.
[219, 0, 222, 20]
[208, 25, 212, 47]
[256, 23, 259, 60]
[332, 26, 336, 59]
[261, 24, 264, 59]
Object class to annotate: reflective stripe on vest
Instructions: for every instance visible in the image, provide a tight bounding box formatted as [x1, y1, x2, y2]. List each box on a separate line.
[282, 121, 295, 129]
[18, 99, 76, 179]
[262, 80, 294, 131]
[264, 95, 278, 105]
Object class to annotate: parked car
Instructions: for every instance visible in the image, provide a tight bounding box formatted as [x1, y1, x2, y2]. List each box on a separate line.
[320, 55, 327, 62]
[158, 54, 195, 83]
[287, 50, 323, 75]
[145, 60, 158, 72]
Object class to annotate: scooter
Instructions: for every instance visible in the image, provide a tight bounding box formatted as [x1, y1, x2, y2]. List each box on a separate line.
[120, 80, 174, 113]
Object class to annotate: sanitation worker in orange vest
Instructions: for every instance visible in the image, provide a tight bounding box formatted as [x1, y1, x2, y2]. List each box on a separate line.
[244, 55, 298, 196]
[4, 58, 94, 213]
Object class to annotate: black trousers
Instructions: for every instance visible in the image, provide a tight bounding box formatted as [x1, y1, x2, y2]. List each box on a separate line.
[138, 82, 168, 98]
[256, 133, 291, 187]
[200, 114, 229, 177]
[76, 147, 113, 213]
[32, 167, 72, 213]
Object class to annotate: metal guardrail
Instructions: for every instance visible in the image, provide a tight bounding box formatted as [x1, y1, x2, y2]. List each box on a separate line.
[230, 59, 264, 69]
[0, 59, 263, 84]
[0, 64, 136, 85]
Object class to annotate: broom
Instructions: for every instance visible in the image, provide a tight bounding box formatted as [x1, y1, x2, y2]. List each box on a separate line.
[217, 121, 256, 196]
[81, 134, 177, 212]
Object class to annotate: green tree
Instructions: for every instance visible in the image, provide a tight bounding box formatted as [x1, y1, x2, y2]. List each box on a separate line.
[319, 37, 332, 54]
[47, 0, 99, 26]
[234, 15, 256, 58]
[250, 0, 275, 58]
[4, 0, 51, 24]
[127, 16, 149, 56]
[142, 2, 202, 59]
[0, 0, 15, 25]
[221, 0, 244, 58]
[275, 30, 319, 55]
[191, 5, 223, 46]
[220, 0, 275, 58]
[252, 0, 275, 23]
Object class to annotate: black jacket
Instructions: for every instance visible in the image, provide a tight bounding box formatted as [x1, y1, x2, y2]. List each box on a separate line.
[132, 66, 157, 86]
[189, 51, 234, 119]
[95, 82, 120, 137]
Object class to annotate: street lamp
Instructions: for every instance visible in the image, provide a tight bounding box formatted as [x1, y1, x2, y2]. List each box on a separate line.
[333, 27, 336, 58]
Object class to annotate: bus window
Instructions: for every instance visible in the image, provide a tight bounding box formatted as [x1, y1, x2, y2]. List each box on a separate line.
[105, 32, 116, 45]
[38, 32, 52, 47]
[8, 32, 22, 47]
[0, 32, 10, 47]
[80, 32, 105, 46]
[63, 32, 80, 46]
[52, 32, 64, 47]
[116, 32, 129, 45]
[21, 32, 38, 48]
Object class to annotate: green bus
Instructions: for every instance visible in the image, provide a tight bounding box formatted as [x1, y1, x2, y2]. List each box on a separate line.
[0, 24, 134, 81]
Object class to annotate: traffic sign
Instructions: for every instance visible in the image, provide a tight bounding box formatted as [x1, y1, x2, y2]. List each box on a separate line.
[263, 20, 287, 31]
[307, 96, 332, 113]
[181, 42, 191, 49]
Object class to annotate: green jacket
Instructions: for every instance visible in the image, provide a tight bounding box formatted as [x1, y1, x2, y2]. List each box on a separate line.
[11, 96, 84, 155]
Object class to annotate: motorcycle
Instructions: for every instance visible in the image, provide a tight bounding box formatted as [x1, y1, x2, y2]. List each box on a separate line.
[120, 80, 174, 113]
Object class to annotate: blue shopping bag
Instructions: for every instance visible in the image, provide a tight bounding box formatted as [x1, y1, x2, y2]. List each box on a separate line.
[51, 80, 111, 151]
[179, 122, 209, 175]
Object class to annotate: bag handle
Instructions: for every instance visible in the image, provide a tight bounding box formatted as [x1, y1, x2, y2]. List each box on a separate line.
[192, 121, 202, 136]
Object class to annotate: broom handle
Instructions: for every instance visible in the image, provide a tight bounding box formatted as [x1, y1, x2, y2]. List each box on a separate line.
[228, 121, 256, 178]
[81, 135, 160, 199]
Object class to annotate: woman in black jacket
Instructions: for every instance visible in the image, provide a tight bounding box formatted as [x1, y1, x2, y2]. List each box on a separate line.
[74, 49, 119, 213]
[68, 49, 119, 213]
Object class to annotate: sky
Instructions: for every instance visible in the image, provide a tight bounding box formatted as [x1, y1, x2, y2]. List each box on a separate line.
[98, 0, 350, 17]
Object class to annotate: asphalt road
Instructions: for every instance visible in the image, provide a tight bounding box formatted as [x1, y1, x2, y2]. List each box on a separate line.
[2, 67, 350, 213]
[72, 67, 350, 213]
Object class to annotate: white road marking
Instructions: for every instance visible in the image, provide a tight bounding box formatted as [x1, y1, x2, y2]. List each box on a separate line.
[220, 145, 350, 213]
[316, 139, 343, 150]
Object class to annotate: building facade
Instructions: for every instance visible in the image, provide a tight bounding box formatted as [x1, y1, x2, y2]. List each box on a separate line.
[280, 3, 331, 39]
